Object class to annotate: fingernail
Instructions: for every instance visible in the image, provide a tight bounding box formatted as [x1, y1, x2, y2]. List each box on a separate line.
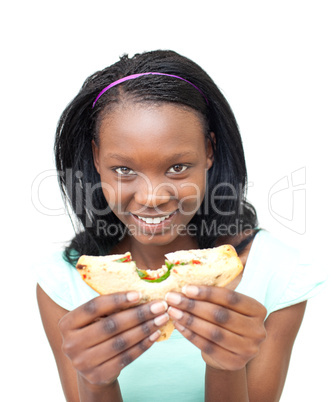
[150, 301, 168, 314]
[154, 313, 169, 326]
[182, 285, 199, 297]
[174, 321, 186, 332]
[168, 306, 184, 320]
[149, 330, 161, 342]
[126, 291, 142, 302]
[165, 292, 182, 305]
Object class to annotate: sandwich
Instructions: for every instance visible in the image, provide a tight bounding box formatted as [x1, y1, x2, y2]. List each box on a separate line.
[76, 245, 243, 341]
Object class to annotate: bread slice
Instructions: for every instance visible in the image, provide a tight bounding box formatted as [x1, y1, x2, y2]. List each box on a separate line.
[76, 245, 243, 341]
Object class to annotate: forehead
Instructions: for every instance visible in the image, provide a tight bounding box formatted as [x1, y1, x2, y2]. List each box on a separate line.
[97, 102, 206, 153]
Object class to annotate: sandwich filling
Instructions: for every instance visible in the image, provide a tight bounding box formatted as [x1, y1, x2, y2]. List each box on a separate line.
[110, 251, 203, 283]
[114, 253, 132, 263]
[136, 259, 202, 282]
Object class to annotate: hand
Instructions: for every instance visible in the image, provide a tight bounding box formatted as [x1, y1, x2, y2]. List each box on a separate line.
[58, 292, 169, 386]
[166, 286, 267, 371]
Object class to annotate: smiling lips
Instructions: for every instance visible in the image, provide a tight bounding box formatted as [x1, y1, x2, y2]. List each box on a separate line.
[132, 212, 175, 225]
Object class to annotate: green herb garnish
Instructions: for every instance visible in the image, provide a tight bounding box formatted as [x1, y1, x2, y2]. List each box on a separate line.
[136, 260, 174, 283]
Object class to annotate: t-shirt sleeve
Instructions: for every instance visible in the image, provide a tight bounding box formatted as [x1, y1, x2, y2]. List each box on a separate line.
[236, 231, 328, 318]
[32, 250, 99, 311]
[267, 253, 328, 315]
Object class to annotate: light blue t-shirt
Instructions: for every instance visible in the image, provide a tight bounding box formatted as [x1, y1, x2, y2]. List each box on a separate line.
[34, 230, 326, 401]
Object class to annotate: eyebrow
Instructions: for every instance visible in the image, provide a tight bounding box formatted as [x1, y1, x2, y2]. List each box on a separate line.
[105, 153, 133, 162]
[105, 151, 198, 162]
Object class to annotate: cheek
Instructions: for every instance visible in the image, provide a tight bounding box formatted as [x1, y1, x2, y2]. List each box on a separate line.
[177, 177, 206, 211]
[100, 178, 134, 211]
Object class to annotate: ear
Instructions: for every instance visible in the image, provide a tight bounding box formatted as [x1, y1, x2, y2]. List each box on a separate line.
[91, 140, 101, 174]
[206, 132, 216, 170]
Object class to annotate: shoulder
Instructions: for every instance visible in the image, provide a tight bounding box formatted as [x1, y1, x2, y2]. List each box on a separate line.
[32, 249, 99, 311]
[244, 229, 301, 271]
[235, 230, 326, 317]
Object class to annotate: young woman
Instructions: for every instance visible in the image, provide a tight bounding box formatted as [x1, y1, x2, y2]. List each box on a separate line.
[36, 50, 324, 401]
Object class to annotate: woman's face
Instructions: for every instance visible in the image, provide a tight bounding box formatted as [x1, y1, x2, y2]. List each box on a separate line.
[92, 102, 213, 247]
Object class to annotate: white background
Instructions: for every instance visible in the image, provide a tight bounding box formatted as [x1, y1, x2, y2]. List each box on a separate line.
[1, 1, 335, 401]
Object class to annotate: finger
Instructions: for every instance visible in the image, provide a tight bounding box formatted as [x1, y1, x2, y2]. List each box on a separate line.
[168, 307, 251, 355]
[59, 292, 142, 331]
[73, 314, 169, 372]
[181, 286, 267, 318]
[74, 300, 168, 348]
[166, 292, 254, 336]
[81, 333, 163, 386]
[172, 322, 246, 372]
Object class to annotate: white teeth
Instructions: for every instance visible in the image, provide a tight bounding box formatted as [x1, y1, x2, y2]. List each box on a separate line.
[136, 215, 170, 224]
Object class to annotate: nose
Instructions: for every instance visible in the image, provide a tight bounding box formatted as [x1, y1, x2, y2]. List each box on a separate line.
[134, 176, 176, 210]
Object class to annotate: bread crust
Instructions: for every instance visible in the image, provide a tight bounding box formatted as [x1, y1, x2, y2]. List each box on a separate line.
[76, 245, 243, 341]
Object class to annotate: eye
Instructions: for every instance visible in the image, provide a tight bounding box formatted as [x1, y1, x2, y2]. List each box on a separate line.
[167, 164, 188, 174]
[114, 166, 136, 175]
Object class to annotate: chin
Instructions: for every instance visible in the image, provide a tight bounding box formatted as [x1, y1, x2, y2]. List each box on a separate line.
[130, 228, 181, 247]
[137, 233, 177, 246]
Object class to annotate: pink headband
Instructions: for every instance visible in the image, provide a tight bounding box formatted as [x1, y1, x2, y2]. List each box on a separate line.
[92, 72, 209, 108]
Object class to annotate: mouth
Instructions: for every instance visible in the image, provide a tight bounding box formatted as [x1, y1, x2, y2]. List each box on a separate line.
[134, 214, 172, 224]
[130, 211, 177, 230]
